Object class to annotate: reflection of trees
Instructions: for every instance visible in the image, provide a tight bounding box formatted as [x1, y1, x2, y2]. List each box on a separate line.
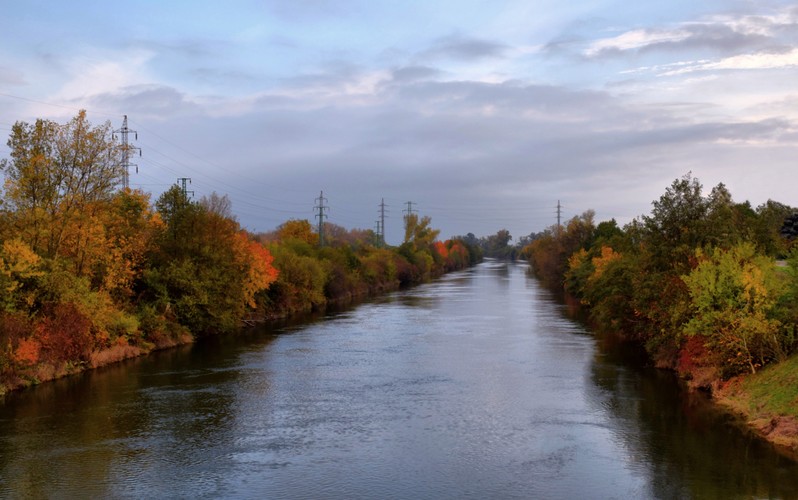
[0, 334, 272, 497]
[587, 335, 798, 499]
[484, 259, 511, 279]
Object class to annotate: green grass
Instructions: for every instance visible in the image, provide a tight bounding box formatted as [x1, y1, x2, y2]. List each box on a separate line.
[727, 355, 798, 418]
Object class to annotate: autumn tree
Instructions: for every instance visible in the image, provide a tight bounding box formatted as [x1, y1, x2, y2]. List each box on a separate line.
[682, 243, 785, 375]
[0, 110, 124, 259]
[145, 187, 277, 334]
[525, 211, 595, 286]
[97, 190, 162, 300]
[403, 214, 439, 249]
[276, 219, 319, 246]
[400, 214, 441, 281]
[0, 238, 43, 311]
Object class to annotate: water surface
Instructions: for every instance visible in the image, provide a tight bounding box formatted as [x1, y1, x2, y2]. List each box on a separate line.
[1, 261, 796, 499]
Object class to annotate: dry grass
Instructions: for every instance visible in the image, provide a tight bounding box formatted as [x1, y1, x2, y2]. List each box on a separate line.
[88, 344, 144, 368]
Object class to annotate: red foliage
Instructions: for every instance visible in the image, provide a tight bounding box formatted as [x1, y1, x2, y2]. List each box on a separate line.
[0, 312, 30, 345]
[0, 312, 35, 371]
[394, 256, 418, 286]
[678, 336, 710, 375]
[14, 337, 41, 366]
[39, 303, 95, 364]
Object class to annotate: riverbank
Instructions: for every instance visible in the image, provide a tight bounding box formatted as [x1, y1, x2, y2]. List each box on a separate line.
[714, 355, 798, 457]
[0, 329, 195, 397]
[560, 286, 798, 459]
[0, 265, 461, 397]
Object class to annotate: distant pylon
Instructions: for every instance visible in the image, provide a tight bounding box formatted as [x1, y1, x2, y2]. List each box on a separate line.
[178, 177, 194, 199]
[315, 191, 329, 246]
[378, 198, 388, 244]
[556, 200, 562, 236]
[403, 201, 416, 219]
[112, 115, 141, 189]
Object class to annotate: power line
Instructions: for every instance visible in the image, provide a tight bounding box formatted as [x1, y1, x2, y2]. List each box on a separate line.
[0, 93, 582, 236]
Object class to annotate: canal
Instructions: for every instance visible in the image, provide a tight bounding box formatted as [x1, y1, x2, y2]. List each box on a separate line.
[1, 261, 797, 498]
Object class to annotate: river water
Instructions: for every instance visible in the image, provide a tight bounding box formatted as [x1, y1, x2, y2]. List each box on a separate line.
[1, 261, 798, 499]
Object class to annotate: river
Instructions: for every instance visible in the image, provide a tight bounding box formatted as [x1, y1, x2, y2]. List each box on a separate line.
[1, 260, 797, 499]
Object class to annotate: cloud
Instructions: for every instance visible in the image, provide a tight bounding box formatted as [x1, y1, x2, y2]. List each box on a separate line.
[584, 8, 798, 59]
[130, 38, 220, 59]
[52, 49, 155, 104]
[389, 65, 444, 83]
[86, 84, 200, 119]
[586, 28, 693, 56]
[421, 35, 509, 61]
[660, 47, 798, 75]
[153, 76, 793, 231]
[191, 67, 261, 86]
[6, 2, 798, 239]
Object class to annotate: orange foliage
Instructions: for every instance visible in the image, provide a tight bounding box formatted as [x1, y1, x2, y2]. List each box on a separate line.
[591, 246, 622, 280]
[434, 241, 449, 259]
[234, 231, 279, 308]
[14, 337, 41, 366]
[443, 240, 469, 271]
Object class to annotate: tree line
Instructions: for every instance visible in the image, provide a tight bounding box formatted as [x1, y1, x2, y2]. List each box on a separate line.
[0, 111, 481, 393]
[523, 174, 798, 388]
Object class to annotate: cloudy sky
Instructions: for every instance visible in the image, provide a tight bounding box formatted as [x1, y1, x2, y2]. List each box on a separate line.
[1, 1, 797, 243]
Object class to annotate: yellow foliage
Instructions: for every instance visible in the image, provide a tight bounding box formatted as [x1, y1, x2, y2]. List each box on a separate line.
[277, 219, 318, 245]
[0, 238, 43, 293]
[591, 246, 622, 281]
[568, 248, 589, 273]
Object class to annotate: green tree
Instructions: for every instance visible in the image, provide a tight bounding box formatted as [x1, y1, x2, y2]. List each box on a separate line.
[146, 187, 275, 334]
[482, 229, 515, 259]
[754, 200, 795, 257]
[682, 243, 785, 375]
[642, 173, 707, 271]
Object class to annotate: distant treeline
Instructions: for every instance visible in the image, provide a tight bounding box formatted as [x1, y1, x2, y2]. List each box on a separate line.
[523, 174, 798, 387]
[0, 111, 481, 393]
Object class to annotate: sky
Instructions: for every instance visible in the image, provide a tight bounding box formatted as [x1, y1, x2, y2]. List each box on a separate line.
[1, 0, 797, 244]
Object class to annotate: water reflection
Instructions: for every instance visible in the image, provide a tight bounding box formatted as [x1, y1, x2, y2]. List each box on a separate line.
[588, 335, 798, 499]
[2, 261, 798, 499]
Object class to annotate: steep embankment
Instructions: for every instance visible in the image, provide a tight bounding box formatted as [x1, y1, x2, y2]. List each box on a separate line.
[716, 355, 798, 456]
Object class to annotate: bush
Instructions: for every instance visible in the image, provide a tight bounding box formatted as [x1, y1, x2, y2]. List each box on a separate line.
[39, 303, 95, 364]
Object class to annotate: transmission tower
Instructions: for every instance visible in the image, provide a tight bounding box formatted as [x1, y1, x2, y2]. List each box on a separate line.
[315, 191, 329, 246]
[556, 200, 562, 236]
[112, 115, 141, 190]
[378, 198, 388, 245]
[403, 201, 416, 219]
[178, 177, 194, 199]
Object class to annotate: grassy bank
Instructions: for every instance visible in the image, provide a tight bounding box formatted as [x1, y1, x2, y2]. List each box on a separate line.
[717, 354, 798, 455]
